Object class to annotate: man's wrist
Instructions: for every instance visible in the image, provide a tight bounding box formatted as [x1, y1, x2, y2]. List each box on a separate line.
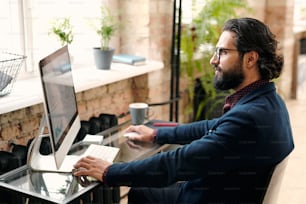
[102, 165, 111, 184]
[151, 129, 158, 142]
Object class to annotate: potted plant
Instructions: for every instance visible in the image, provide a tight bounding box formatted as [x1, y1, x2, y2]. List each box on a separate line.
[93, 6, 118, 70]
[50, 17, 73, 46]
[180, 0, 251, 120]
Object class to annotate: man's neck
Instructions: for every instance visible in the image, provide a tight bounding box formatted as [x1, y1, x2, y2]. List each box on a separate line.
[234, 77, 261, 92]
[223, 79, 269, 114]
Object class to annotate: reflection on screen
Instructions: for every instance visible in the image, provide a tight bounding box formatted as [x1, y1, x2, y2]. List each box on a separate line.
[41, 52, 77, 151]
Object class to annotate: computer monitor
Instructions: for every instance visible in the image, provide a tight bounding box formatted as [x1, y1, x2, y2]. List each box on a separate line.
[28, 46, 81, 172]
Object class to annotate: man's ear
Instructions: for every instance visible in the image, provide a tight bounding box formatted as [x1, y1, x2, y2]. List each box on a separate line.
[245, 51, 259, 68]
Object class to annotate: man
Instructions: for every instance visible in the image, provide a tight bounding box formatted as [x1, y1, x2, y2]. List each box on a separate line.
[73, 17, 294, 203]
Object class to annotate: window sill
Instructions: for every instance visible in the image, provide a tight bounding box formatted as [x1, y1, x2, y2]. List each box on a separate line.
[0, 61, 164, 115]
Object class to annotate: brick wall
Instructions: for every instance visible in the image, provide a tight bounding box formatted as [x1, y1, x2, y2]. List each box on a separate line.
[0, 76, 148, 150]
[0, 104, 43, 149]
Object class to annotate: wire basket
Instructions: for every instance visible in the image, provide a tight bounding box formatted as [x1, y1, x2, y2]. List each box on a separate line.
[0, 52, 26, 96]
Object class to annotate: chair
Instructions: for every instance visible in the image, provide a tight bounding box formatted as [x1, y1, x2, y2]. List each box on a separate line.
[263, 156, 289, 204]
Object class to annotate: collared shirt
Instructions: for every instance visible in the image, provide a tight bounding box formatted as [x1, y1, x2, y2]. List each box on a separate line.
[223, 80, 269, 114]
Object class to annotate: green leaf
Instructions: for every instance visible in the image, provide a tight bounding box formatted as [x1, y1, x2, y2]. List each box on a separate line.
[180, 0, 250, 120]
[50, 17, 73, 46]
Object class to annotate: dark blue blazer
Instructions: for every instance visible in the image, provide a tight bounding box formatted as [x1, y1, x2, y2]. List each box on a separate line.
[106, 82, 294, 203]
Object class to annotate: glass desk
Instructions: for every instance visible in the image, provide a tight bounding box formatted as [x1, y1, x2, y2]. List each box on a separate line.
[0, 120, 170, 204]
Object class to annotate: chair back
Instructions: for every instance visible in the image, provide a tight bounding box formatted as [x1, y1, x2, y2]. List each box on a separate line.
[263, 156, 289, 204]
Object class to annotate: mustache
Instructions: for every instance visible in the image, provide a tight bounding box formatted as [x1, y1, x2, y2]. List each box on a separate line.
[213, 65, 221, 72]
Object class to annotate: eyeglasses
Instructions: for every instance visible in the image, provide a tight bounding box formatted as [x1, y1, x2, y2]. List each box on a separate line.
[214, 47, 239, 62]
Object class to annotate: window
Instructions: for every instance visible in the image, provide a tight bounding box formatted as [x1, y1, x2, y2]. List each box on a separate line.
[181, 0, 206, 24]
[294, 0, 306, 28]
[0, 0, 24, 61]
[0, 0, 110, 78]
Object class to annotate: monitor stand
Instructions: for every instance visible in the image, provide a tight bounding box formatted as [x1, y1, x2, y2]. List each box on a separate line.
[27, 115, 79, 173]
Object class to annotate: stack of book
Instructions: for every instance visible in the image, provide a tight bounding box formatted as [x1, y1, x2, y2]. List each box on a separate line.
[112, 54, 146, 66]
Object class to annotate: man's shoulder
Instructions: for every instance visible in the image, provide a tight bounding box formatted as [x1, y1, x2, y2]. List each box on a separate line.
[238, 82, 277, 104]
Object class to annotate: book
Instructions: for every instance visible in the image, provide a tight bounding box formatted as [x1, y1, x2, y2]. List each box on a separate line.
[112, 54, 146, 65]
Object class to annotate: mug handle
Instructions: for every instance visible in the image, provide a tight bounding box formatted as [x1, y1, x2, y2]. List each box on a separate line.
[146, 107, 154, 120]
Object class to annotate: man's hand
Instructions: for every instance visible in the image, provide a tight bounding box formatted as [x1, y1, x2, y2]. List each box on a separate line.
[73, 156, 111, 182]
[124, 125, 155, 142]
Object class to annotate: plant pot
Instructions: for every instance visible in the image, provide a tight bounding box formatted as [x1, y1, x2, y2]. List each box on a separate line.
[93, 47, 115, 70]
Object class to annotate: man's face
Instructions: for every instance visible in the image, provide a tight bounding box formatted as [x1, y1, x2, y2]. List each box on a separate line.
[210, 31, 245, 91]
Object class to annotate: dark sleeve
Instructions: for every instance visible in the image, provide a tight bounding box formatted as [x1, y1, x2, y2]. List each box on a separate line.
[104, 115, 248, 187]
[155, 119, 218, 145]
[104, 133, 237, 187]
[104, 98, 294, 188]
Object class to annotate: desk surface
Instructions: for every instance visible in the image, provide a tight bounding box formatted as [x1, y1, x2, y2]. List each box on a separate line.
[0, 120, 170, 204]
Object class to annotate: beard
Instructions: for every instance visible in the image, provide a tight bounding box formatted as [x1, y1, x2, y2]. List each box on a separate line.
[213, 61, 244, 90]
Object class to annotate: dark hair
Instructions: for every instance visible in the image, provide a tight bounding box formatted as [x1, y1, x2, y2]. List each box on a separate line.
[223, 17, 283, 80]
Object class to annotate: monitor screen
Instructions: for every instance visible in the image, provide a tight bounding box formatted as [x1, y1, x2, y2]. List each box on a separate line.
[38, 45, 80, 169]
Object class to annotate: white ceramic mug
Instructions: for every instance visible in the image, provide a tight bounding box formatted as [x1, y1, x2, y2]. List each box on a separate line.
[129, 103, 151, 125]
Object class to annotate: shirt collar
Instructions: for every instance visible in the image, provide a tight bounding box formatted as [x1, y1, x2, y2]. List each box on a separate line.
[223, 80, 269, 113]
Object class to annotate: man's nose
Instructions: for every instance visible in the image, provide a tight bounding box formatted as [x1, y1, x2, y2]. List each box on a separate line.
[210, 53, 219, 65]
